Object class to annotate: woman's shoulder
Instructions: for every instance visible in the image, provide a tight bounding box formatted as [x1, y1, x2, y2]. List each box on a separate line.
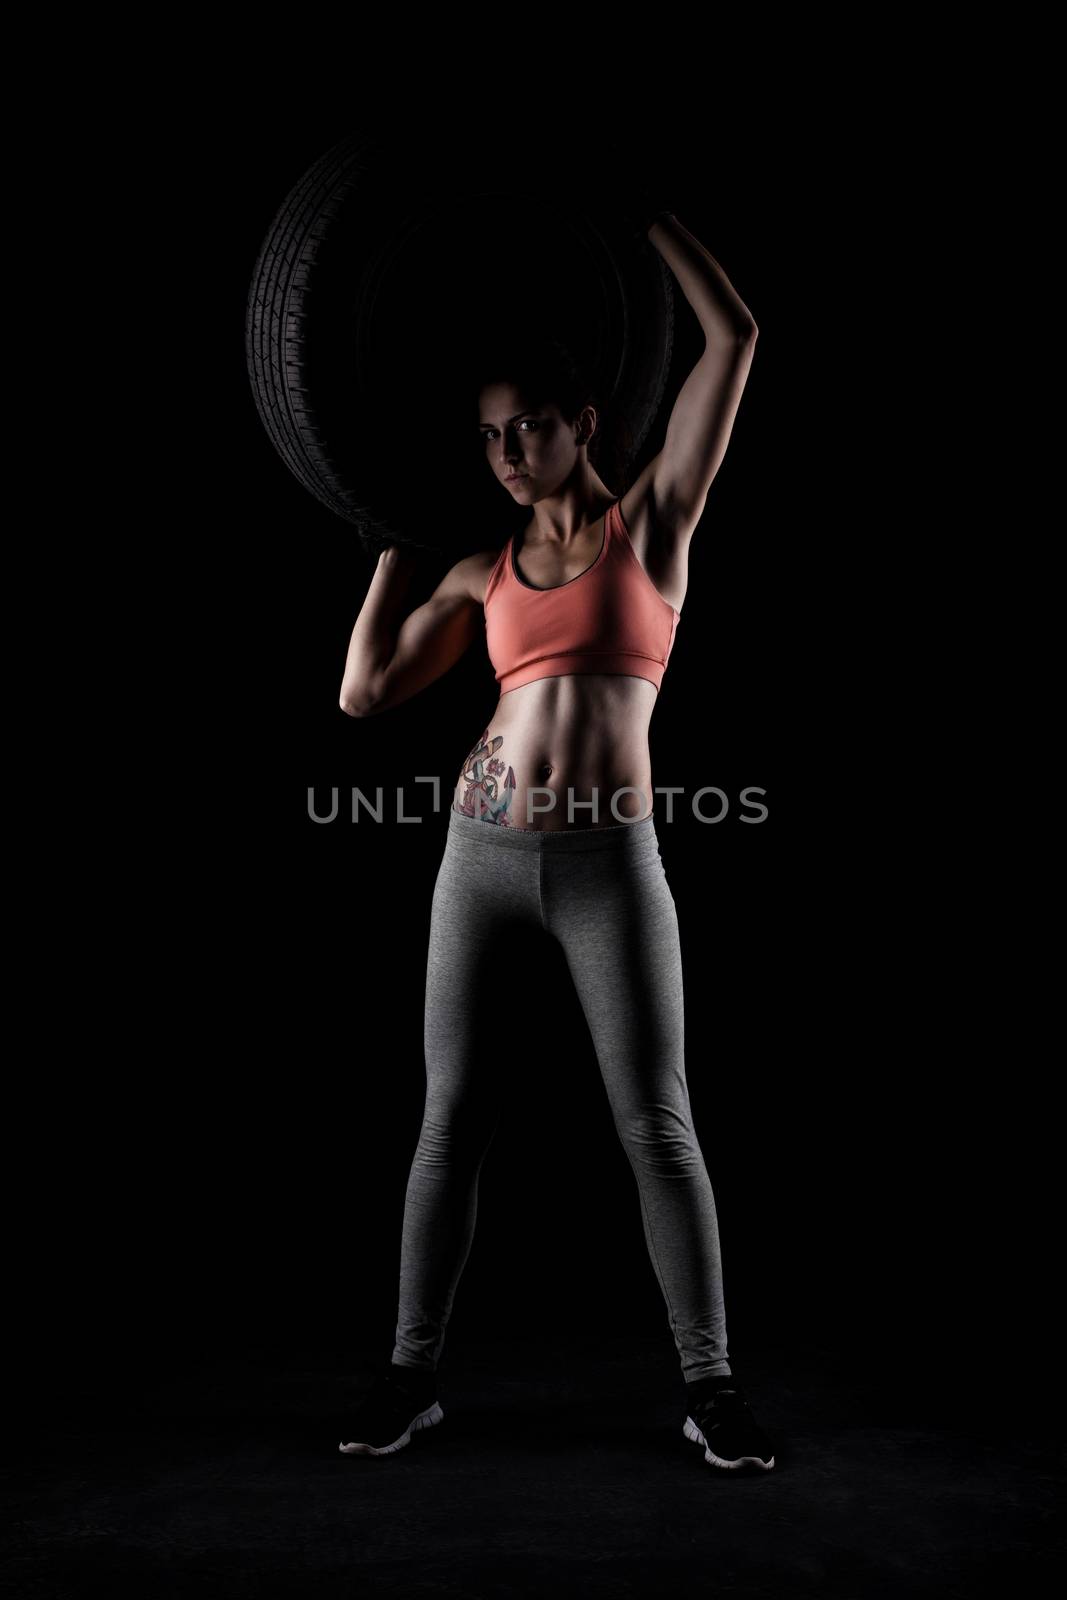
[444, 545, 509, 607]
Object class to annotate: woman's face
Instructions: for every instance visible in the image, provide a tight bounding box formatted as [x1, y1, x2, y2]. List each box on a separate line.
[477, 382, 584, 500]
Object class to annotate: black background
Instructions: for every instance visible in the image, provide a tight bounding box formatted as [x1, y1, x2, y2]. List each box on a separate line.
[29, 76, 1055, 1431]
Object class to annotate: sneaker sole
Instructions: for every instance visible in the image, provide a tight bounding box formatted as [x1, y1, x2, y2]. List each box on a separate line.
[339, 1400, 444, 1456]
[683, 1414, 775, 1471]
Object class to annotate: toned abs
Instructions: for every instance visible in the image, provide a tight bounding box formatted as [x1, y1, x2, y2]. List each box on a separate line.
[453, 506, 687, 831]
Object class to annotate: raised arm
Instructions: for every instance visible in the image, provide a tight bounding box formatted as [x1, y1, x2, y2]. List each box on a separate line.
[634, 214, 759, 543]
[339, 547, 485, 717]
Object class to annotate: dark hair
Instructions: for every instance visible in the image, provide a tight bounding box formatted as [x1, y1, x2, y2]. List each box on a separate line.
[470, 332, 606, 456]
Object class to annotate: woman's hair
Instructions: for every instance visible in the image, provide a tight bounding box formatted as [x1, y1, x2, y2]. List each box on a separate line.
[469, 332, 606, 456]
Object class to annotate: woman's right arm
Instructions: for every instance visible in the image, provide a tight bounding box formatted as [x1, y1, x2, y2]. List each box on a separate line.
[339, 546, 485, 717]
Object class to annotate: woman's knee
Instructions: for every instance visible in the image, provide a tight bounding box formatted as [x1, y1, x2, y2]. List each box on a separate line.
[614, 1106, 704, 1178]
[416, 1097, 501, 1164]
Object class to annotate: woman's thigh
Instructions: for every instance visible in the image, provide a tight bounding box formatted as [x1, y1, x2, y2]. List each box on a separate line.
[423, 833, 543, 1126]
[540, 841, 689, 1127]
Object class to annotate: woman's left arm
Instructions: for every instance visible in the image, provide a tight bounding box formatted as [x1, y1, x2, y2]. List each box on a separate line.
[642, 214, 759, 541]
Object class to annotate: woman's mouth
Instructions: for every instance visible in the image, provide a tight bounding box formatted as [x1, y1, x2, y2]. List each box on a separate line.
[505, 474, 526, 483]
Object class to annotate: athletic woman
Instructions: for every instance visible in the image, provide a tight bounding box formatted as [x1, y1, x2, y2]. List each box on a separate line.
[337, 211, 774, 1472]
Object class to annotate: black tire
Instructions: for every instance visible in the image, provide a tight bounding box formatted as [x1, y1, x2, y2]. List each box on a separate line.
[244, 127, 676, 561]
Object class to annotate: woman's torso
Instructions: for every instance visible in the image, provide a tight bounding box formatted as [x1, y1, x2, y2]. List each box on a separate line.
[452, 486, 688, 832]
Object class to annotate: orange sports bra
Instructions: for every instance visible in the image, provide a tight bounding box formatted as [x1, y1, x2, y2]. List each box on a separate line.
[484, 498, 681, 695]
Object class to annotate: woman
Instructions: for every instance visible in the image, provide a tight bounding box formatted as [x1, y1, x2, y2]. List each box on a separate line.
[337, 211, 773, 1472]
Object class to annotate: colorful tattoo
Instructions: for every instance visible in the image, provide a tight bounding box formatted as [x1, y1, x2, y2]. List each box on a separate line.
[457, 726, 517, 826]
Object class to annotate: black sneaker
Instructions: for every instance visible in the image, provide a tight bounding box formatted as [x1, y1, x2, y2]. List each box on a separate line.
[682, 1374, 775, 1472]
[339, 1364, 443, 1456]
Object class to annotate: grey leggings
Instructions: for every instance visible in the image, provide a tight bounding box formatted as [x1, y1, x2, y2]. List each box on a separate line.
[391, 804, 732, 1384]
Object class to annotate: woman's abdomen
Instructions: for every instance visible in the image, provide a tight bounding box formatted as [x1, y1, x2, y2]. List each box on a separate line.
[451, 675, 658, 832]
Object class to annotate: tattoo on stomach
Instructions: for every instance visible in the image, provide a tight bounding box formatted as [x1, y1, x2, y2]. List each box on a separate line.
[456, 726, 517, 826]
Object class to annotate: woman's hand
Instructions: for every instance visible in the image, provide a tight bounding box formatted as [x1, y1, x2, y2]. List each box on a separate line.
[358, 525, 438, 564]
[609, 141, 684, 247]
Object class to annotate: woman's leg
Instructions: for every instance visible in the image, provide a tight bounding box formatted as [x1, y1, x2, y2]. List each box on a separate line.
[540, 820, 732, 1383]
[391, 818, 542, 1374]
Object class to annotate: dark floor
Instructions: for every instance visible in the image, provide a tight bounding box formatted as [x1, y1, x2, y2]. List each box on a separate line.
[5, 1337, 1063, 1598]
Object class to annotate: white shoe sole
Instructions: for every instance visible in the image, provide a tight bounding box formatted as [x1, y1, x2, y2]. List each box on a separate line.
[683, 1414, 775, 1471]
[339, 1399, 444, 1455]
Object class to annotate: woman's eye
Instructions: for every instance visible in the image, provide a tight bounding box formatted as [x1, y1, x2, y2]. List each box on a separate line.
[481, 420, 539, 443]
